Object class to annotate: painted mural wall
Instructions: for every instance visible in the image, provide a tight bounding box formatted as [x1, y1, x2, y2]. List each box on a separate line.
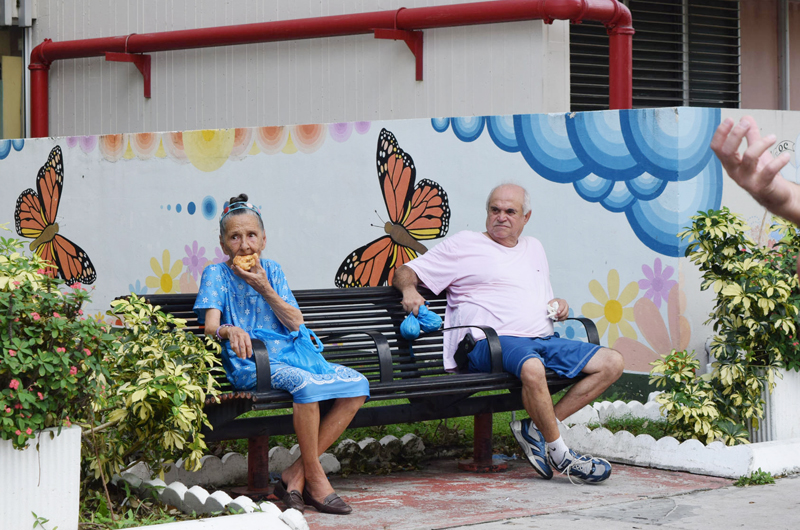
[0, 108, 795, 373]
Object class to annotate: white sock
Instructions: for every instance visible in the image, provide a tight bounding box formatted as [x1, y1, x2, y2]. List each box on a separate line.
[547, 436, 569, 466]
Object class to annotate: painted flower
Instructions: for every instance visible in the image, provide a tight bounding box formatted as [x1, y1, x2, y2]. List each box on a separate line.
[69, 366, 78, 376]
[84, 348, 92, 356]
[128, 279, 147, 296]
[182, 241, 208, 280]
[56, 347, 66, 353]
[213, 246, 230, 264]
[9, 379, 19, 390]
[582, 270, 639, 347]
[179, 271, 199, 294]
[146, 249, 183, 294]
[31, 312, 40, 321]
[26, 428, 32, 435]
[638, 258, 677, 309]
[553, 308, 587, 341]
[614, 282, 691, 372]
[15, 430, 21, 436]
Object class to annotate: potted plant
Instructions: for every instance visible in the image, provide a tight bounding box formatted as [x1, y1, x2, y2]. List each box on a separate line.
[1, 225, 113, 530]
[678, 208, 800, 442]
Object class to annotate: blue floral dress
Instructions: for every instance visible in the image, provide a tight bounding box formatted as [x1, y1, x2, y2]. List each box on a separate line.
[194, 259, 369, 403]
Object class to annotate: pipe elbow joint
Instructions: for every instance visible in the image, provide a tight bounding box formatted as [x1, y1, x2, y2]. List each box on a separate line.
[29, 39, 53, 69]
[605, 0, 634, 34]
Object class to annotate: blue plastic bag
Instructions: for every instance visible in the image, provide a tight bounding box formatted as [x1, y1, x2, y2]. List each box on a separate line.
[253, 325, 336, 375]
[400, 305, 442, 340]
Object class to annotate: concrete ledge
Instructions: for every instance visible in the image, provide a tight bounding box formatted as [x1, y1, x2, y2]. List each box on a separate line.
[561, 400, 800, 479]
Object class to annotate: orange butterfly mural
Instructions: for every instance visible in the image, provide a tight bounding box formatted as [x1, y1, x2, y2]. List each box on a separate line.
[335, 128, 450, 288]
[14, 146, 97, 285]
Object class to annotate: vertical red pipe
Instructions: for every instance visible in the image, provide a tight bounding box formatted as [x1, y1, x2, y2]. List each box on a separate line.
[609, 26, 635, 110]
[29, 64, 49, 138]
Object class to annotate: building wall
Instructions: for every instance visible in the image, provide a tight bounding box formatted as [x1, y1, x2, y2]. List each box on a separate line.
[31, 0, 571, 137]
[741, 0, 780, 110]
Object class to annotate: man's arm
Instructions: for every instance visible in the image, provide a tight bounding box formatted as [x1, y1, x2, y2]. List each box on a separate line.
[710, 115, 800, 224]
[393, 265, 427, 315]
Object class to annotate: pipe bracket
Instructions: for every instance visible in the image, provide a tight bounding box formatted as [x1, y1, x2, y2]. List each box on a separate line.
[105, 52, 152, 98]
[374, 29, 424, 81]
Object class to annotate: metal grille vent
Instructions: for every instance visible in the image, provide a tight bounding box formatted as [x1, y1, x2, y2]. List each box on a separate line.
[570, 0, 740, 111]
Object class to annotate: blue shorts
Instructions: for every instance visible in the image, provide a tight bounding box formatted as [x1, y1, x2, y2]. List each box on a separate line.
[467, 334, 602, 379]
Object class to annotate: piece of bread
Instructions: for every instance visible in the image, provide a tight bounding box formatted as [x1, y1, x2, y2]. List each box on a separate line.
[233, 253, 258, 271]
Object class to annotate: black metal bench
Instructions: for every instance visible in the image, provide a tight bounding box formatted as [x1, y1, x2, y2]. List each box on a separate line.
[134, 286, 599, 494]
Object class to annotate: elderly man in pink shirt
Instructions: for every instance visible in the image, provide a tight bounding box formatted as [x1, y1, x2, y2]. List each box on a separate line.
[393, 183, 624, 484]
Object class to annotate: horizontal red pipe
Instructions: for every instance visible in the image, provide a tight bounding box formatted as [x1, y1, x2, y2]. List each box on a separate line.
[30, 0, 633, 137]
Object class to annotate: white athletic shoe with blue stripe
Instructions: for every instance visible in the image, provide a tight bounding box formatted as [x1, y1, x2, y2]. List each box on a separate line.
[510, 418, 553, 479]
[550, 449, 612, 484]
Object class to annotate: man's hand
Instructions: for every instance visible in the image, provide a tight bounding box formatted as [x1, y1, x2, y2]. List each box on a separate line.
[393, 265, 427, 315]
[401, 290, 427, 316]
[548, 298, 569, 322]
[710, 116, 797, 221]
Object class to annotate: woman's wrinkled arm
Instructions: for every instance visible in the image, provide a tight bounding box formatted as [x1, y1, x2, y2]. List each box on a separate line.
[204, 308, 254, 358]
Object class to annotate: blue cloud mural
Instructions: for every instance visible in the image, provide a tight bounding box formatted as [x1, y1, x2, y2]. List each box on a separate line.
[0, 139, 24, 159]
[432, 107, 722, 257]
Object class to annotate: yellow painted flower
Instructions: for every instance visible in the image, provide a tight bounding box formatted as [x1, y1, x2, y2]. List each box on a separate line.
[581, 270, 639, 347]
[146, 250, 183, 294]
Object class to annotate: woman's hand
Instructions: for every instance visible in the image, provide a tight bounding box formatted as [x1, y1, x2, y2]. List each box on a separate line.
[232, 259, 272, 295]
[224, 325, 253, 359]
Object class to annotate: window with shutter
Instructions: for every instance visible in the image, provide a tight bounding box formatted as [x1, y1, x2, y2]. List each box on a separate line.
[570, 0, 740, 111]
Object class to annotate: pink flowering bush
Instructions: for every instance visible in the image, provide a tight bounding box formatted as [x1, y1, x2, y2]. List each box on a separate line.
[1, 233, 112, 449]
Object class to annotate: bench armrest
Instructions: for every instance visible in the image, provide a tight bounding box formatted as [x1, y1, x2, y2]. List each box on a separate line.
[441, 325, 503, 374]
[318, 330, 393, 383]
[252, 340, 273, 393]
[565, 317, 600, 346]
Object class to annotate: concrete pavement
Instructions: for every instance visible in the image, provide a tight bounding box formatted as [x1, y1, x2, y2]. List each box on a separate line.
[303, 459, 796, 530]
[456, 473, 800, 529]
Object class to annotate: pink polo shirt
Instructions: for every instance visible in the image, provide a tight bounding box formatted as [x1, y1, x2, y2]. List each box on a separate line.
[406, 231, 555, 371]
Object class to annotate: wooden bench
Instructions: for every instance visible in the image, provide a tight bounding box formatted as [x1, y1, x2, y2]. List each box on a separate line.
[134, 286, 599, 495]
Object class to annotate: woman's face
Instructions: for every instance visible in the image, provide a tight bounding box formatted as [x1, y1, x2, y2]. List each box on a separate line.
[220, 213, 266, 262]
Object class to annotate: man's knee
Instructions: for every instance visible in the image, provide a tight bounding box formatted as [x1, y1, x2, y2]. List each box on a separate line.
[519, 357, 546, 387]
[599, 347, 624, 381]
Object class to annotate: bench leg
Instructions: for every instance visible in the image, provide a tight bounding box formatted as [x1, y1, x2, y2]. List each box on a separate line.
[458, 413, 507, 473]
[230, 435, 273, 499]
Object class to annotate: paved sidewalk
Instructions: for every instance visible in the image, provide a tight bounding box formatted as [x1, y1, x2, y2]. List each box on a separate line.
[459, 473, 800, 530]
[302, 459, 745, 529]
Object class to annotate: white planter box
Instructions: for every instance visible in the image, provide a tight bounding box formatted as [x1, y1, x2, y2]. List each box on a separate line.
[0, 425, 82, 530]
[750, 369, 800, 442]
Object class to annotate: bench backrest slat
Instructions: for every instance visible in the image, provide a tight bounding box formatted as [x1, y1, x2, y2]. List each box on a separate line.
[136, 287, 447, 383]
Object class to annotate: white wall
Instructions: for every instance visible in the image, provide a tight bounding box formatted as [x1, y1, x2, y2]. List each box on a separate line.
[31, 0, 571, 136]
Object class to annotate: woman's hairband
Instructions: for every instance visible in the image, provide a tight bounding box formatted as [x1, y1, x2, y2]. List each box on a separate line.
[219, 202, 262, 226]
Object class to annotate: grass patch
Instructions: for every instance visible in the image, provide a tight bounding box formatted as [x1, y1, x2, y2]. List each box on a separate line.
[587, 413, 670, 439]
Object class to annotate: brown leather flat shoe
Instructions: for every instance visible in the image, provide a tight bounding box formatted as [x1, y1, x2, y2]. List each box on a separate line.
[274, 480, 305, 513]
[302, 488, 352, 515]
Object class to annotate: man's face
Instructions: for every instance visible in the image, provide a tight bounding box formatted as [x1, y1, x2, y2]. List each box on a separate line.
[485, 185, 531, 247]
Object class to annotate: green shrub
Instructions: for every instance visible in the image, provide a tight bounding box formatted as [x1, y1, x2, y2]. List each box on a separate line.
[85, 295, 223, 480]
[654, 209, 800, 444]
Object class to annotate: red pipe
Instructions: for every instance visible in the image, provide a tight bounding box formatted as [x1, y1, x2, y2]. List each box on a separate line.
[29, 0, 633, 137]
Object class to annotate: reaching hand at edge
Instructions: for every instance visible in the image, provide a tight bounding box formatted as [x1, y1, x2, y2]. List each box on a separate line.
[710, 116, 800, 225]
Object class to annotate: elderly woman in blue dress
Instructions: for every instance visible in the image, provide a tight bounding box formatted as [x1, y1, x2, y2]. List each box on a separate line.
[194, 194, 368, 515]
